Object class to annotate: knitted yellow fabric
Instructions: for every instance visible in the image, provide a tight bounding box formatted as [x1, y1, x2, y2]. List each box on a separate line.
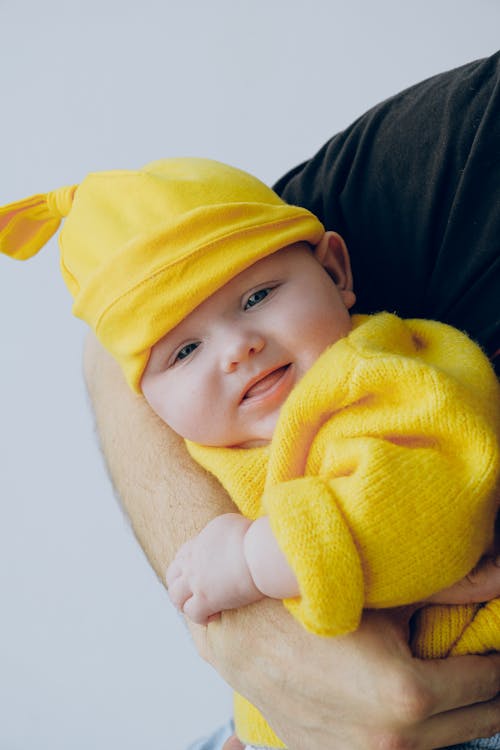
[187, 313, 500, 748]
[0, 159, 323, 391]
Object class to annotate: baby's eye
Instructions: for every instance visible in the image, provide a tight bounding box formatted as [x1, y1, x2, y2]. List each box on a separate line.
[174, 342, 199, 363]
[245, 288, 271, 309]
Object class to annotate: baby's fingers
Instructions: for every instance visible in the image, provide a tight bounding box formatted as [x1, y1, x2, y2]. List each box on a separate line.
[183, 592, 216, 625]
[165, 558, 182, 588]
[427, 555, 500, 605]
[166, 570, 194, 612]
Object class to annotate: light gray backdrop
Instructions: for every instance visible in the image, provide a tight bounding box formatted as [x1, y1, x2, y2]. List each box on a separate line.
[1, 2, 498, 748]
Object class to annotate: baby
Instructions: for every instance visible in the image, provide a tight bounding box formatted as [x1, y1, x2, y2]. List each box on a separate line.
[1, 157, 499, 749]
[146, 240, 499, 638]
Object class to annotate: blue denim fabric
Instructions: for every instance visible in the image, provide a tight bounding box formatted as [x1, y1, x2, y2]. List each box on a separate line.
[185, 718, 262, 749]
[448, 735, 500, 749]
[187, 721, 500, 750]
[186, 720, 234, 750]
[185, 717, 269, 749]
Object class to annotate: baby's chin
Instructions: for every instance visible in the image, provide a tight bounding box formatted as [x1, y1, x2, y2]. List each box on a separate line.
[185, 420, 276, 448]
[232, 437, 271, 449]
[183, 432, 271, 449]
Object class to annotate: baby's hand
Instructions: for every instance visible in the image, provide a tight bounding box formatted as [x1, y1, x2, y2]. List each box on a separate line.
[166, 513, 263, 624]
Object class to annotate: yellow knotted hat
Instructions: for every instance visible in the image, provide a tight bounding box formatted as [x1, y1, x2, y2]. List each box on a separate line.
[0, 158, 324, 391]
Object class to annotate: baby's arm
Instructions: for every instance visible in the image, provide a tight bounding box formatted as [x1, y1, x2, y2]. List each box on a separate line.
[166, 514, 299, 624]
[167, 507, 500, 626]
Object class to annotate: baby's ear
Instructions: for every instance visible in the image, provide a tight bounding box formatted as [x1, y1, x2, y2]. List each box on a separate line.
[314, 232, 356, 308]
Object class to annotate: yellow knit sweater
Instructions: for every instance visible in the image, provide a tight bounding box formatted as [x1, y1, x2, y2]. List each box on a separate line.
[187, 313, 500, 748]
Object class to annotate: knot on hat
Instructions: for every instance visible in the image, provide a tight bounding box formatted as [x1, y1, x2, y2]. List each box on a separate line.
[46, 185, 77, 218]
[0, 183, 78, 261]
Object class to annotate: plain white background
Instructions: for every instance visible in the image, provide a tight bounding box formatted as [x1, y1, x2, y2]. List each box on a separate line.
[0, 2, 498, 748]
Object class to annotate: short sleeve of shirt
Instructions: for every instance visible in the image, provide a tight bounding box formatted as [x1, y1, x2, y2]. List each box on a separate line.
[273, 53, 500, 372]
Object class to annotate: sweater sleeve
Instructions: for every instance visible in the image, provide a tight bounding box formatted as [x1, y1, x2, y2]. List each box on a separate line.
[262, 314, 500, 636]
[262, 475, 364, 636]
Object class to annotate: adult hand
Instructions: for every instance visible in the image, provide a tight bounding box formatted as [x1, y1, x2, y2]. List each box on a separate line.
[193, 600, 500, 750]
[427, 554, 500, 605]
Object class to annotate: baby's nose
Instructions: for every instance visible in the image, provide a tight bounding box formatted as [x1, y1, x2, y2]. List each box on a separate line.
[221, 330, 265, 373]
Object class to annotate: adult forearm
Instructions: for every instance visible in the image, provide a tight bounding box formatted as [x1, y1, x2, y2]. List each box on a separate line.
[83, 333, 236, 579]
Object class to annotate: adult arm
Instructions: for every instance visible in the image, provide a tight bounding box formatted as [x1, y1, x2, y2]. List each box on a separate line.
[83, 333, 500, 749]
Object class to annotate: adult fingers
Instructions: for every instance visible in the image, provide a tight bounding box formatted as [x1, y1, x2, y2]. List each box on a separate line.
[420, 693, 500, 748]
[427, 556, 500, 605]
[420, 652, 500, 716]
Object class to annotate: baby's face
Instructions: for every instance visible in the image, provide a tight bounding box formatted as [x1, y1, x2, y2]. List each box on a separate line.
[141, 243, 354, 447]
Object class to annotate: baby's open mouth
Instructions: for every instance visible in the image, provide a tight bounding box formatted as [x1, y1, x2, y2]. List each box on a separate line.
[242, 365, 291, 400]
